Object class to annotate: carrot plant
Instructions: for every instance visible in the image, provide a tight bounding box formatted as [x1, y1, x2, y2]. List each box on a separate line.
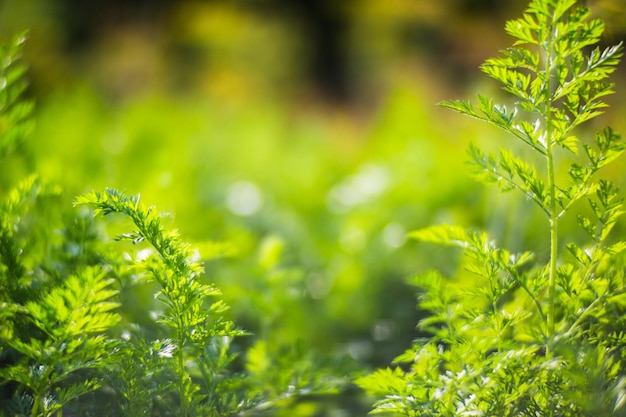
[358, 0, 626, 415]
[0, 32, 253, 417]
[0, 32, 356, 417]
[0, 32, 122, 417]
[74, 188, 251, 417]
[1, 184, 255, 417]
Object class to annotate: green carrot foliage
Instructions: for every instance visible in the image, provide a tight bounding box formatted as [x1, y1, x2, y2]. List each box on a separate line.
[0, 35, 119, 417]
[74, 188, 249, 417]
[0, 30, 33, 163]
[358, 0, 626, 415]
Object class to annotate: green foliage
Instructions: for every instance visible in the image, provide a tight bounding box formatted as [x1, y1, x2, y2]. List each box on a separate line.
[74, 188, 249, 417]
[0, 37, 114, 416]
[1, 266, 119, 417]
[9, 1, 626, 414]
[0, 167, 119, 416]
[0, 34, 255, 417]
[359, 0, 626, 415]
[1, 182, 258, 417]
[0, 31, 359, 413]
[0, 30, 33, 163]
[0, 34, 113, 416]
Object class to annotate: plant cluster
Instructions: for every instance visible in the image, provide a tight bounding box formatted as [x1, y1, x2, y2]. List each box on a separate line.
[0, 33, 350, 417]
[359, 0, 626, 415]
[0, 181, 253, 416]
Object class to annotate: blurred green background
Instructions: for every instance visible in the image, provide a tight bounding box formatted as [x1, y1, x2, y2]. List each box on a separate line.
[1, 0, 626, 414]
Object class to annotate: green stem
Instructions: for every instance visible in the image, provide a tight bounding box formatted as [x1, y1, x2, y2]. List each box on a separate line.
[547, 145, 558, 336]
[512, 270, 546, 323]
[177, 313, 189, 417]
[31, 364, 55, 417]
[545, 19, 558, 338]
[30, 394, 41, 417]
[564, 296, 603, 338]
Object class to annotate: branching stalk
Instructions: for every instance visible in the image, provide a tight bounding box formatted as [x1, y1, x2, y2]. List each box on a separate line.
[544, 13, 558, 339]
